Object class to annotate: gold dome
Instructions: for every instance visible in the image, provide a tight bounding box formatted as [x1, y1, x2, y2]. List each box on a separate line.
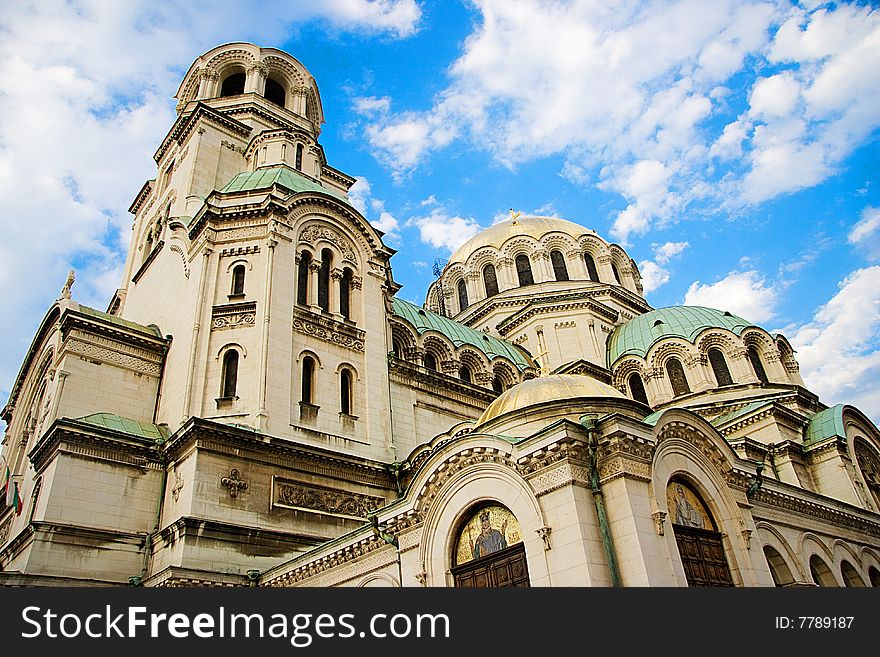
[448, 215, 597, 266]
[477, 374, 626, 425]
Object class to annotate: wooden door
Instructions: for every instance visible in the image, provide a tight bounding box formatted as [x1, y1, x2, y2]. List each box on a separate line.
[674, 525, 734, 587]
[452, 543, 530, 588]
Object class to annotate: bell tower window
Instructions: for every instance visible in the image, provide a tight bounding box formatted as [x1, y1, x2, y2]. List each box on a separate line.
[297, 251, 311, 306]
[265, 78, 286, 107]
[747, 346, 768, 384]
[220, 72, 245, 97]
[231, 265, 245, 297]
[295, 143, 304, 171]
[340, 267, 353, 320]
[221, 350, 239, 399]
[318, 248, 332, 313]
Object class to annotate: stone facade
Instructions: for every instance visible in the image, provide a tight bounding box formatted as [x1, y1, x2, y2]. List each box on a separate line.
[2, 42, 879, 589]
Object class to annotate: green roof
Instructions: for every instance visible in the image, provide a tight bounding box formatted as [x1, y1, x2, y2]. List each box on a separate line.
[709, 400, 771, 428]
[805, 404, 846, 446]
[76, 413, 171, 441]
[391, 298, 533, 370]
[607, 306, 754, 366]
[77, 306, 163, 338]
[220, 166, 351, 205]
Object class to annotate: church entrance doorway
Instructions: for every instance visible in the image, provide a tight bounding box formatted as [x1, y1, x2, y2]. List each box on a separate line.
[667, 479, 734, 587]
[451, 504, 530, 587]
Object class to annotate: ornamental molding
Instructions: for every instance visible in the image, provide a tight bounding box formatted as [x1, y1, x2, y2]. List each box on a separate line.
[217, 226, 265, 242]
[414, 447, 517, 516]
[598, 456, 652, 483]
[517, 439, 589, 476]
[220, 245, 261, 257]
[655, 421, 738, 485]
[292, 307, 365, 351]
[752, 488, 880, 539]
[297, 225, 359, 265]
[64, 337, 162, 376]
[169, 244, 190, 278]
[0, 516, 12, 546]
[272, 476, 385, 520]
[526, 460, 591, 496]
[266, 537, 392, 588]
[211, 301, 256, 331]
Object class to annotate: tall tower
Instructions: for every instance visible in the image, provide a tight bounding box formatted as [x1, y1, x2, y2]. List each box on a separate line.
[115, 43, 398, 458]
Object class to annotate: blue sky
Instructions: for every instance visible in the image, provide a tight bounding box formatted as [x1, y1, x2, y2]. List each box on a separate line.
[0, 0, 878, 424]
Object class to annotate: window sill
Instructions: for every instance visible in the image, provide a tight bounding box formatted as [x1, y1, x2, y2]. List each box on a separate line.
[215, 396, 239, 410]
[227, 293, 246, 301]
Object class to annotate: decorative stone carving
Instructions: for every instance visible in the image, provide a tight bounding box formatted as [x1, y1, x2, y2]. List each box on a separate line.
[0, 516, 11, 546]
[221, 468, 248, 498]
[292, 307, 365, 351]
[298, 225, 358, 264]
[273, 477, 384, 520]
[652, 510, 666, 535]
[172, 471, 184, 502]
[212, 302, 257, 330]
[536, 526, 552, 550]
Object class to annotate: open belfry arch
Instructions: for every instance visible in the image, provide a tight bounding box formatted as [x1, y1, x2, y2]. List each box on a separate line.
[2, 43, 880, 588]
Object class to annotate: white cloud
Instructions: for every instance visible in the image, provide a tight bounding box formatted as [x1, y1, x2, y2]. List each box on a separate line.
[653, 241, 690, 264]
[683, 269, 777, 323]
[0, 0, 419, 396]
[848, 206, 880, 261]
[789, 266, 880, 424]
[406, 210, 482, 253]
[347, 177, 400, 241]
[356, 1, 880, 237]
[638, 241, 690, 293]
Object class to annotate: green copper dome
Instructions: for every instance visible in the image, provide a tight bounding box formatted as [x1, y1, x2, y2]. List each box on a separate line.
[607, 306, 754, 366]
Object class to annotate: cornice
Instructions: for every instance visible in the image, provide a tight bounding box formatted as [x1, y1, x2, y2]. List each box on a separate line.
[154, 102, 251, 163]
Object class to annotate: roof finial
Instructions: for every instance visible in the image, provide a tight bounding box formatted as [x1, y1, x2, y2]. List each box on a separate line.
[59, 269, 75, 300]
[509, 208, 521, 223]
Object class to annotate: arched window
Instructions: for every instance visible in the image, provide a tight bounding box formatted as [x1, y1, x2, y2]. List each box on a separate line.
[295, 143, 304, 171]
[611, 262, 622, 284]
[869, 566, 880, 587]
[550, 250, 569, 281]
[424, 352, 437, 371]
[492, 377, 504, 394]
[457, 279, 469, 312]
[340, 267, 353, 320]
[763, 546, 795, 586]
[460, 366, 472, 384]
[628, 373, 649, 405]
[340, 369, 353, 415]
[810, 555, 837, 587]
[231, 264, 245, 296]
[666, 358, 690, 397]
[483, 264, 499, 297]
[318, 248, 332, 313]
[220, 72, 245, 97]
[221, 350, 239, 399]
[264, 78, 285, 107]
[301, 356, 315, 405]
[297, 251, 311, 306]
[747, 346, 768, 384]
[841, 561, 866, 587]
[515, 254, 534, 286]
[584, 253, 600, 282]
[708, 348, 733, 386]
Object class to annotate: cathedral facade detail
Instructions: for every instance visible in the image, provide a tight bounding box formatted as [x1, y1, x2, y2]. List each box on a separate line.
[1, 43, 879, 588]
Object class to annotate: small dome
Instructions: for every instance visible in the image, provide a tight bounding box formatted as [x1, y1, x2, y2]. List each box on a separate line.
[448, 215, 596, 266]
[477, 374, 626, 425]
[607, 306, 754, 366]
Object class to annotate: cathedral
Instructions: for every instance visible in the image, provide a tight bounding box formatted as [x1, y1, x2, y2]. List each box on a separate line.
[2, 42, 879, 588]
